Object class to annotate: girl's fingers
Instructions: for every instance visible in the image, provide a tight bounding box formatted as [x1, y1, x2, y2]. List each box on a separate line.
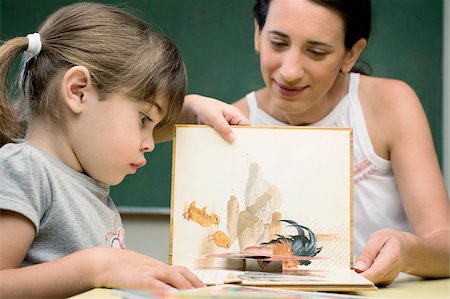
[178, 267, 205, 288]
[154, 266, 203, 289]
[144, 277, 176, 290]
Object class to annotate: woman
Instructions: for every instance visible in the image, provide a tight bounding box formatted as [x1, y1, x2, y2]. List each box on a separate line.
[233, 0, 449, 285]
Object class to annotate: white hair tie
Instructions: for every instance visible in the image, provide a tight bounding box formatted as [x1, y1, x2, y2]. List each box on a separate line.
[26, 33, 42, 58]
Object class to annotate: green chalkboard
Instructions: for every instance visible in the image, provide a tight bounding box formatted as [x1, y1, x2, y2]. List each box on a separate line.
[1, 0, 443, 211]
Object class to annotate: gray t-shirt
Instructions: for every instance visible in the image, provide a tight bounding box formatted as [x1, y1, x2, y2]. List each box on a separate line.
[0, 141, 125, 266]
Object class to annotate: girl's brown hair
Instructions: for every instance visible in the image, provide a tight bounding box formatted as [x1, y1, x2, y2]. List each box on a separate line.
[0, 2, 186, 146]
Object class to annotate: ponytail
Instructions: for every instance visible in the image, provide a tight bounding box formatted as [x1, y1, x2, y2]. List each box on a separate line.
[0, 37, 28, 147]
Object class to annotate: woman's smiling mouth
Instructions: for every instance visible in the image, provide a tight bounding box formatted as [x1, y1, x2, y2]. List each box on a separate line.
[274, 80, 308, 97]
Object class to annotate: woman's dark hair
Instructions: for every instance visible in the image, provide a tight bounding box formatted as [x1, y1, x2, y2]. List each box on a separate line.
[253, 0, 371, 50]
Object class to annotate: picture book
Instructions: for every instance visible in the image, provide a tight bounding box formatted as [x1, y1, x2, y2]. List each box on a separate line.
[169, 125, 375, 292]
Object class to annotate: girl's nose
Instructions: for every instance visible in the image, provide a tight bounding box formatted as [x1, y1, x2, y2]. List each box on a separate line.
[140, 135, 155, 153]
[280, 50, 305, 83]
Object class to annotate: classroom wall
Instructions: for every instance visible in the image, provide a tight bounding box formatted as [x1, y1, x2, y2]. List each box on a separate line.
[122, 214, 170, 262]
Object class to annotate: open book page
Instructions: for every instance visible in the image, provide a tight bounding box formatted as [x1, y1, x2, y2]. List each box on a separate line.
[169, 126, 374, 291]
[237, 269, 374, 289]
[191, 268, 373, 291]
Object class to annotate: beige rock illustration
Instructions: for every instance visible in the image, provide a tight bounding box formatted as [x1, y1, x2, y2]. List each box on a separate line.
[236, 162, 284, 250]
[227, 195, 239, 243]
[244, 163, 269, 207]
[246, 184, 283, 224]
[237, 209, 264, 250]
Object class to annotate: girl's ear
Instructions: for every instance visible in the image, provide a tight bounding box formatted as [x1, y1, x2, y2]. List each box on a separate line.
[341, 38, 367, 73]
[61, 66, 93, 114]
[254, 20, 261, 54]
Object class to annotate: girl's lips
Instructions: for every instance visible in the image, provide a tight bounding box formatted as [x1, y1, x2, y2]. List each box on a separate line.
[275, 81, 307, 97]
[130, 161, 146, 173]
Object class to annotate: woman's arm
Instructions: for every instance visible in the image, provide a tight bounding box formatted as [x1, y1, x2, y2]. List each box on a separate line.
[154, 94, 249, 143]
[355, 79, 450, 285]
[0, 211, 203, 298]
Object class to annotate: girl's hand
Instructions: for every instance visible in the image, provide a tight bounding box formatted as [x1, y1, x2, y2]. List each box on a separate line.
[93, 248, 204, 290]
[181, 94, 249, 142]
[353, 228, 410, 285]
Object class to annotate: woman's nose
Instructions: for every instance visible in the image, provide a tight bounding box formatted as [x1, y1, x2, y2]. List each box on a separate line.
[280, 50, 305, 83]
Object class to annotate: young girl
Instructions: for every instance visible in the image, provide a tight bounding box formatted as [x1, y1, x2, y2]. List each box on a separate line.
[232, 0, 449, 285]
[0, 2, 246, 298]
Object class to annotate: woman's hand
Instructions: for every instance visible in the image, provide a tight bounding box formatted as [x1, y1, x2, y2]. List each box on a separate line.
[155, 94, 249, 143]
[353, 229, 412, 285]
[180, 94, 249, 142]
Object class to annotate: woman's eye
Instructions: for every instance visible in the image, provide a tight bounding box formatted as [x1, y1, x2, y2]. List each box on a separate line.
[270, 39, 287, 49]
[307, 49, 327, 58]
[140, 112, 152, 126]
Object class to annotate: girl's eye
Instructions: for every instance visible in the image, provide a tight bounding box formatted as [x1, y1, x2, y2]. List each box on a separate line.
[140, 112, 152, 127]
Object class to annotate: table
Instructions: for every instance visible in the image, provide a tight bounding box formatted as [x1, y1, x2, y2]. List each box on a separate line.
[70, 273, 450, 299]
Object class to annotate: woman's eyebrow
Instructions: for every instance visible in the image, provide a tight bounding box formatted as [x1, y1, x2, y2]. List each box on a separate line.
[307, 40, 334, 48]
[268, 30, 289, 38]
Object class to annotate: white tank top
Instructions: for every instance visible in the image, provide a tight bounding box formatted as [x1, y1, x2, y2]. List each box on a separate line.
[246, 73, 413, 257]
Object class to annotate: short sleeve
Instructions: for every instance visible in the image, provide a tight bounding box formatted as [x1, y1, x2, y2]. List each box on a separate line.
[0, 143, 50, 233]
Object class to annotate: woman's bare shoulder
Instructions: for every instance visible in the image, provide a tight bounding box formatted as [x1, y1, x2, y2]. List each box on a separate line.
[360, 75, 418, 106]
[359, 75, 423, 124]
[358, 75, 428, 159]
